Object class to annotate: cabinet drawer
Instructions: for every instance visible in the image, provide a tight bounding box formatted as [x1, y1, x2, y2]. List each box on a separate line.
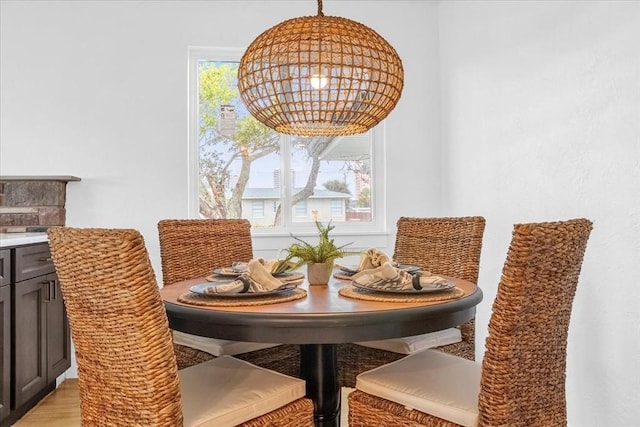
[0, 250, 9, 287]
[14, 244, 55, 282]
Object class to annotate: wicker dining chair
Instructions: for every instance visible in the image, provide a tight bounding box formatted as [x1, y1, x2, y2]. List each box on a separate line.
[348, 218, 593, 427]
[47, 227, 314, 427]
[158, 219, 300, 377]
[338, 216, 486, 387]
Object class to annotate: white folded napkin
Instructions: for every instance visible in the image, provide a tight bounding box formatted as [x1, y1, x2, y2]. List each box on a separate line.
[264, 258, 297, 276]
[336, 248, 392, 276]
[357, 248, 391, 271]
[351, 262, 447, 291]
[204, 259, 287, 294]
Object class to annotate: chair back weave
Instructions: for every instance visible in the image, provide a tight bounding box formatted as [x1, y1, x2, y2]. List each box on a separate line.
[158, 219, 253, 286]
[479, 218, 592, 426]
[47, 227, 183, 426]
[393, 216, 486, 360]
[393, 216, 486, 283]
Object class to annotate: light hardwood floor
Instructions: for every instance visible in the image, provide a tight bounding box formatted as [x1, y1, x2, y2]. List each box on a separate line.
[13, 379, 353, 426]
[13, 380, 81, 426]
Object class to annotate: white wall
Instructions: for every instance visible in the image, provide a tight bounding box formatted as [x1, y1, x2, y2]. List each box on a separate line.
[2, 1, 638, 425]
[438, 1, 640, 426]
[0, 0, 441, 265]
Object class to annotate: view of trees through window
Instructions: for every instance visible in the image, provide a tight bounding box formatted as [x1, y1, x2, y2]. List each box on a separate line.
[197, 60, 374, 229]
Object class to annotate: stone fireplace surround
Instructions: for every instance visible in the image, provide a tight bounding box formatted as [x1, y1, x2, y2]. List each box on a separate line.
[0, 176, 80, 233]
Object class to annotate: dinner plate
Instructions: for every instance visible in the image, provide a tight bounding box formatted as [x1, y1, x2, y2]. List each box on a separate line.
[190, 281, 298, 298]
[334, 264, 358, 275]
[335, 263, 421, 276]
[213, 267, 297, 279]
[351, 280, 455, 294]
[212, 267, 245, 277]
[396, 264, 421, 273]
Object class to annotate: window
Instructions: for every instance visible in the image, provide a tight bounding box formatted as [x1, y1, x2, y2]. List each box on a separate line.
[251, 201, 264, 218]
[295, 200, 308, 217]
[331, 199, 344, 216]
[188, 47, 386, 235]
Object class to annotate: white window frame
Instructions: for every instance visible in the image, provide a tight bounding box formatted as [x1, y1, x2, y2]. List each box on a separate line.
[187, 46, 388, 244]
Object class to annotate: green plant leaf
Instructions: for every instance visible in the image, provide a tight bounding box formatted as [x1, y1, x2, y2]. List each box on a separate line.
[282, 219, 354, 265]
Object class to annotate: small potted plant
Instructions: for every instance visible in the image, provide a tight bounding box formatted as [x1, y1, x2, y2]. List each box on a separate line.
[280, 219, 352, 285]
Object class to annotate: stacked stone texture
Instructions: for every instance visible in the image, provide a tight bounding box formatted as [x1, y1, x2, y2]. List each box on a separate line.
[0, 180, 68, 232]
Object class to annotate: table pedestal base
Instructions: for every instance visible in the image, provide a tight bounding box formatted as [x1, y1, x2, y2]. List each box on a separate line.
[300, 344, 341, 427]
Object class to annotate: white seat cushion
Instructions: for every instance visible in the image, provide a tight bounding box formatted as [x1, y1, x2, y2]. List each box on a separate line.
[173, 330, 278, 356]
[356, 349, 481, 427]
[355, 328, 462, 354]
[180, 356, 306, 427]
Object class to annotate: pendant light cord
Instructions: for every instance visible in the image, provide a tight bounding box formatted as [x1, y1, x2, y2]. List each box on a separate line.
[317, 0, 324, 16]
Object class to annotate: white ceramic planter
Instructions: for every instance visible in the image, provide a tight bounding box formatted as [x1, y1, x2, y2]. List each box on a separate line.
[306, 261, 334, 285]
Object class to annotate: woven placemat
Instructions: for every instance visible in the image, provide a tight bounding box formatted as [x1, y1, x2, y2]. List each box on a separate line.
[178, 288, 307, 307]
[338, 285, 464, 303]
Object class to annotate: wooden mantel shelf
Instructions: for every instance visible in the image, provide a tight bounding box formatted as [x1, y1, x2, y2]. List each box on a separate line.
[0, 176, 81, 182]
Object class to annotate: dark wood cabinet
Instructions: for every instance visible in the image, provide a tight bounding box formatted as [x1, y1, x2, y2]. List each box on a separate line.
[0, 278, 10, 423]
[13, 275, 48, 408]
[0, 250, 8, 287]
[46, 277, 70, 383]
[0, 242, 71, 427]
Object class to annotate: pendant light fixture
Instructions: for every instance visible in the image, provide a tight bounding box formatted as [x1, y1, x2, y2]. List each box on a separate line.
[237, 0, 404, 137]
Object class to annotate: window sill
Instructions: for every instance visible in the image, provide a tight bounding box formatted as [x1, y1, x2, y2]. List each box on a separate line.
[251, 231, 392, 258]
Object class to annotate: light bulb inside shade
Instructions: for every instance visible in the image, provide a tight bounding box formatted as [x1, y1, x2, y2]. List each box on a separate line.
[309, 74, 328, 89]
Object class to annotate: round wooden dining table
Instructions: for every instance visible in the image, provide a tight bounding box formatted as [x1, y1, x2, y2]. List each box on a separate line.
[161, 277, 482, 427]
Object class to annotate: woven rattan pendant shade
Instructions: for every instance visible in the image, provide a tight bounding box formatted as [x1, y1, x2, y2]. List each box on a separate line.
[238, 0, 404, 136]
